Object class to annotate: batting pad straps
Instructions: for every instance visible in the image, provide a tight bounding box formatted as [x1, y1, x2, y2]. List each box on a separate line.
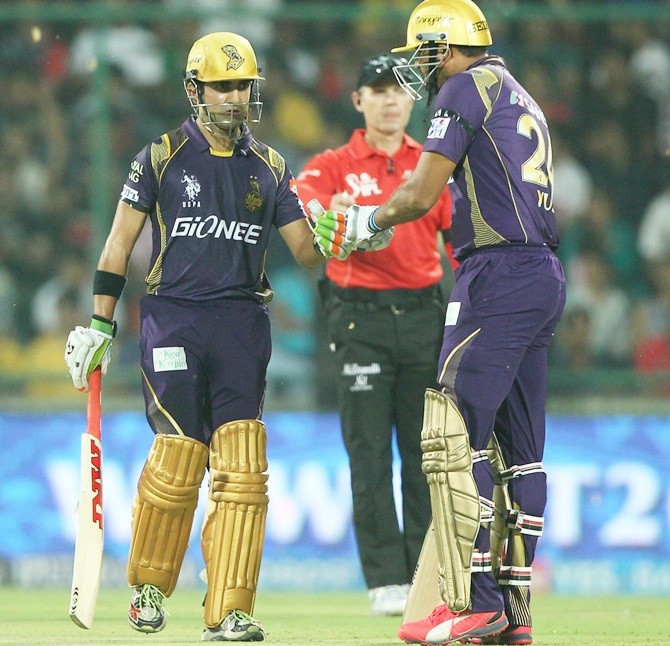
[202, 420, 269, 628]
[127, 434, 208, 596]
[497, 565, 533, 586]
[421, 388, 480, 613]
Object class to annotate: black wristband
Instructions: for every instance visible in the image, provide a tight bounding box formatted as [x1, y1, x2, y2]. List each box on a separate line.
[93, 270, 127, 299]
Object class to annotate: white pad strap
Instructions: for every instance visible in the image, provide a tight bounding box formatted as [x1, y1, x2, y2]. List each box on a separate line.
[499, 462, 544, 482]
[506, 510, 544, 536]
[471, 551, 492, 573]
[497, 564, 532, 586]
[479, 496, 495, 525]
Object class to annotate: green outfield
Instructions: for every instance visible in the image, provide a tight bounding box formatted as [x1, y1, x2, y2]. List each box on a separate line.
[0, 588, 668, 645]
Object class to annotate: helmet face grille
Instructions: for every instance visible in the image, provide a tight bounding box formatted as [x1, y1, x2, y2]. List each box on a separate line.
[393, 43, 448, 101]
[183, 77, 263, 140]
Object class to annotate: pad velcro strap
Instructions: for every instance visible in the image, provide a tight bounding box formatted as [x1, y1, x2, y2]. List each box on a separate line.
[497, 565, 532, 586]
[506, 510, 544, 536]
[93, 269, 127, 299]
[499, 462, 544, 482]
[479, 496, 495, 525]
[471, 449, 488, 464]
[471, 551, 492, 572]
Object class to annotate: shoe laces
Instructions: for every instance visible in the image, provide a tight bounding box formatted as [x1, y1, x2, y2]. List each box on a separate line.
[428, 603, 459, 623]
[228, 609, 259, 626]
[138, 584, 166, 614]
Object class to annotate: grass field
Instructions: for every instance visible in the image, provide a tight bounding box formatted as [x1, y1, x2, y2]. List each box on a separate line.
[1, 588, 669, 646]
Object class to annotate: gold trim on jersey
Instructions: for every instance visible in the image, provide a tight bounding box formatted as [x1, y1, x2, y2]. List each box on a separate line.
[145, 129, 191, 294]
[463, 156, 507, 248]
[209, 148, 234, 157]
[249, 142, 285, 186]
[482, 127, 529, 243]
[146, 202, 167, 294]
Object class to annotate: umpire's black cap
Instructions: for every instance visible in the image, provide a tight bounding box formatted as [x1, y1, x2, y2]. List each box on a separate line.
[357, 53, 412, 88]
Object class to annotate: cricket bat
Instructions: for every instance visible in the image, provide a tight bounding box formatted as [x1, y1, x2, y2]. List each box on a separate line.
[403, 519, 443, 623]
[69, 367, 104, 629]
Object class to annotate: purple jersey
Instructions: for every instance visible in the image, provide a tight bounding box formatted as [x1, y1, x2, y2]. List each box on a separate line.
[423, 56, 559, 261]
[120, 116, 306, 301]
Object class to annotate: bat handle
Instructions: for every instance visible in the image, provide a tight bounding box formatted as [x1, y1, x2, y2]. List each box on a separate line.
[87, 367, 102, 441]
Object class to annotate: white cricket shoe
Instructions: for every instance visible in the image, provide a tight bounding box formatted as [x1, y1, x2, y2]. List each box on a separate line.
[128, 583, 167, 633]
[369, 583, 410, 616]
[202, 609, 265, 641]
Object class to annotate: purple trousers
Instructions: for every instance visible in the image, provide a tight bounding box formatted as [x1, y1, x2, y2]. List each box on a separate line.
[437, 246, 566, 613]
[139, 296, 271, 446]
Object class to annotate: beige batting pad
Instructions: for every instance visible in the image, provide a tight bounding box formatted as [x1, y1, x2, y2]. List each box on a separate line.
[421, 388, 480, 612]
[127, 434, 209, 596]
[202, 420, 269, 627]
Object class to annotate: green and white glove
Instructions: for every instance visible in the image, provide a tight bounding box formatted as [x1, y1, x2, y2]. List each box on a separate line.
[64, 316, 116, 392]
[313, 211, 352, 260]
[344, 204, 394, 251]
[307, 198, 353, 260]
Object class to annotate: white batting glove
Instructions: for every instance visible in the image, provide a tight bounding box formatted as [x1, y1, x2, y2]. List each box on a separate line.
[344, 204, 394, 251]
[65, 317, 115, 391]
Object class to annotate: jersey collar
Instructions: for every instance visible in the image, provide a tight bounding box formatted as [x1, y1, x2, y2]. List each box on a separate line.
[467, 55, 507, 72]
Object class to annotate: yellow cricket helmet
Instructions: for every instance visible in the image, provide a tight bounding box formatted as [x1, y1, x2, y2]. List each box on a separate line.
[184, 32, 264, 140]
[392, 0, 493, 53]
[185, 32, 265, 82]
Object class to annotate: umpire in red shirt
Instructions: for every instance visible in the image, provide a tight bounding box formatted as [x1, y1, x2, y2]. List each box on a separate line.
[296, 53, 455, 617]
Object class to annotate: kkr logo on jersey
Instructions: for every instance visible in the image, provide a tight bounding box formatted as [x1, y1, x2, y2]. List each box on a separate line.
[171, 215, 262, 244]
[427, 116, 451, 140]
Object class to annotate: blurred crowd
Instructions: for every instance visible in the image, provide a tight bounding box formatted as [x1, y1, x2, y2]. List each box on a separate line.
[1, 0, 670, 403]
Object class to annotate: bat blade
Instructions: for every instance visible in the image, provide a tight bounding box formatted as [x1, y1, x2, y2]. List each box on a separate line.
[403, 519, 443, 623]
[69, 368, 103, 629]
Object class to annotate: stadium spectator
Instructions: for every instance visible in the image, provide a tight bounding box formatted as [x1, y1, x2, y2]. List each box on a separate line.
[565, 247, 633, 367]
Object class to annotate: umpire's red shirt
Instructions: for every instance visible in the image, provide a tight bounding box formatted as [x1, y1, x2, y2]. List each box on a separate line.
[296, 129, 455, 290]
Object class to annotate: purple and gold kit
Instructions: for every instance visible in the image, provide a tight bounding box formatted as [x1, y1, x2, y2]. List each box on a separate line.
[120, 116, 306, 442]
[122, 116, 305, 301]
[426, 56, 566, 614]
[424, 56, 559, 261]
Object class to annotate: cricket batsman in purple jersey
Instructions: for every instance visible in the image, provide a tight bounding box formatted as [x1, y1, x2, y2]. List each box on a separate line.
[318, 1, 567, 644]
[63, 32, 362, 642]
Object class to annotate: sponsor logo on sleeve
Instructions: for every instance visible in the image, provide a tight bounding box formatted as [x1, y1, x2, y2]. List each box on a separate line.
[427, 116, 451, 140]
[121, 185, 139, 202]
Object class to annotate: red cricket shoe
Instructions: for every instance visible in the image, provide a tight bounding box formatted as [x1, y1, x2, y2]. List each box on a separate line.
[398, 604, 508, 645]
[461, 624, 532, 645]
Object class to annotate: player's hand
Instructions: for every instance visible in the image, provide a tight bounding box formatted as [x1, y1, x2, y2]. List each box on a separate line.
[313, 210, 352, 260]
[344, 204, 394, 252]
[65, 317, 115, 392]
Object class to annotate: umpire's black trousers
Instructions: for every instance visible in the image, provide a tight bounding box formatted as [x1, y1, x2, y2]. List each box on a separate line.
[322, 280, 446, 589]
